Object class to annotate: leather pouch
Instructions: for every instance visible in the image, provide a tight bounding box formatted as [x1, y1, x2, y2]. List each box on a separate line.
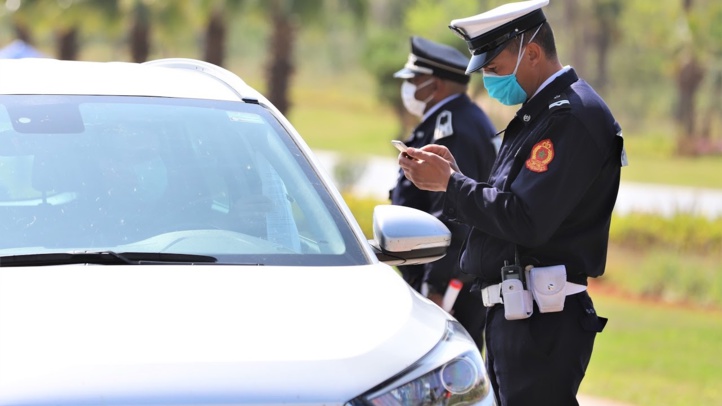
[529, 265, 567, 313]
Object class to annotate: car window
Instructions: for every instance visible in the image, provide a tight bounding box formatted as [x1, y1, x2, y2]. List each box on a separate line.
[0, 95, 367, 266]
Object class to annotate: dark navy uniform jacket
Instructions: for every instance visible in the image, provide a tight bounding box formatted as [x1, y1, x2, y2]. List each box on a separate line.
[443, 69, 624, 288]
[390, 93, 497, 293]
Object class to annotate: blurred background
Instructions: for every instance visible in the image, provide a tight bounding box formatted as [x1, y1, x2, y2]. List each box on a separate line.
[1, 1, 721, 405]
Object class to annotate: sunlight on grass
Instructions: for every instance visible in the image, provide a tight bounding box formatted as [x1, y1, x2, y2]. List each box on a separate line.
[287, 71, 401, 157]
[581, 292, 722, 406]
[623, 132, 722, 189]
[622, 155, 722, 189]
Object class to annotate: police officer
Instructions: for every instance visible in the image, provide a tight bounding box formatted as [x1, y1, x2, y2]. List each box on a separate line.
[398, 1, 626, 404]
[389, 36, 498, 350]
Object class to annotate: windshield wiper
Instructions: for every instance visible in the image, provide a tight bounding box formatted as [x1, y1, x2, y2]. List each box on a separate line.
[0, 251, 218, 267]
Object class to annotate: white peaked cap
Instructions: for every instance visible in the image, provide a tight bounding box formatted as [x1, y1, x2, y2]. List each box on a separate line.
[449, 0, 549, 74]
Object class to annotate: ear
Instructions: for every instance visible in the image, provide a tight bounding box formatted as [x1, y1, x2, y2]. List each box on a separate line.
[431, 77, 443, 91]
[526, 42, 543, 67]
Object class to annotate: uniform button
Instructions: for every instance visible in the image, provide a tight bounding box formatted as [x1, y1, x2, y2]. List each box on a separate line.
[448, 208, 456, 215]
[523, 114, 531, 122]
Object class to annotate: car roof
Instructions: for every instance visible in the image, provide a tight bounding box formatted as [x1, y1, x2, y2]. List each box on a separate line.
[0, 58, 265, 103]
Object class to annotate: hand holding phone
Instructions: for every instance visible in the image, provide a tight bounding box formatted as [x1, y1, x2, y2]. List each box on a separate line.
[391, 140, 408, 153]
[392, 140, 414, 160]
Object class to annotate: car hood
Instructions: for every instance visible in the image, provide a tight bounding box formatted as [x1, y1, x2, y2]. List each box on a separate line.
[0, 264, 448, 405]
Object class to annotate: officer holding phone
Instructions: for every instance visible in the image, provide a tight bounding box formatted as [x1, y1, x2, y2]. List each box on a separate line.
[389, 36, 498, 350]
[398, 1, 625, 404]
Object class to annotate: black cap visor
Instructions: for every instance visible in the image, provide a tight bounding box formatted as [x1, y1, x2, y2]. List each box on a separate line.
[466, 44, 506, 74]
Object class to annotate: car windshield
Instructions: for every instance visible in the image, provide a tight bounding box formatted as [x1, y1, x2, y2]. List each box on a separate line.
[0, 95, 367, 266]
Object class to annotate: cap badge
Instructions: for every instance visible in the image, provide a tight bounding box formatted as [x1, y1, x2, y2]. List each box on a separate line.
[525, 139, 554, 173]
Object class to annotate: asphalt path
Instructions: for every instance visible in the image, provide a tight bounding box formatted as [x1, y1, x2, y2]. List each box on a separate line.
[314, 151, 722, 219]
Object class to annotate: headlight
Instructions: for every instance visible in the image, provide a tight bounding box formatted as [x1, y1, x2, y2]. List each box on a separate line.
[347, 321, 496, 406]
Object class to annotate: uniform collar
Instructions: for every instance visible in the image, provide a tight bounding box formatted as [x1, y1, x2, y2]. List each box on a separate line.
[422, 93, 465, 122]
[530, 65, 571, 99]
[514, 68, 579, 125]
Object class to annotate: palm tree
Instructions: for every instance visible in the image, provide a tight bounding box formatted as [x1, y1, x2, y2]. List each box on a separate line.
[186, 0, 246, 67]
[127, 0, 151, 62]
[251, 0, 367, 114]
[674, 0, 708, 155]
[590, 0, 624, 93]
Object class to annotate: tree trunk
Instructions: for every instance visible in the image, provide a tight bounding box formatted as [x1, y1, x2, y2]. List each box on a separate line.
[265, 1, 296, 115]
[130, 3, 151, 63]
[591, 0, 622, 93]
[55, 27, 79, 61]
[13, 22, 33, 44]
[564, 0, 587, 75]
[204, 8, 226, 67]
[675, 54, 704, 155]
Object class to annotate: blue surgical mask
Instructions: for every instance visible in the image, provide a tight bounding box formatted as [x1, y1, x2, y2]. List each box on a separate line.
[482, 70, 527, 106]
[482, 27, 541, 106]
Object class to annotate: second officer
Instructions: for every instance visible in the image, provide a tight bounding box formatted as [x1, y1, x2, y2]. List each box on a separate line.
[389, 36, 498, 350]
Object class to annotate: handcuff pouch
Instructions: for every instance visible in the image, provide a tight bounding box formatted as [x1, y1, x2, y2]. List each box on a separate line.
[528, 265, 567, 313]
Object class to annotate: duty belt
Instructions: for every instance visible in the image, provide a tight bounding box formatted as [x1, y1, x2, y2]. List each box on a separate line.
[481, 281, 587, 307]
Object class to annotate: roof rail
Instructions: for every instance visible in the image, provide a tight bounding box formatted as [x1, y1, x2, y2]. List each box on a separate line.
[142, 58, 259, 103]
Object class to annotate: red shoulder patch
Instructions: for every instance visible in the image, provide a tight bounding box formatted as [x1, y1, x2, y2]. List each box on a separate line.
[525, 139, 554, 173]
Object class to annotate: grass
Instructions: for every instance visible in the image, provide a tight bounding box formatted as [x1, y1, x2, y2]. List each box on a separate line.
[622, 133, 722, 189]
[286, 71, 402, 157]
[581, 290, 722, 406]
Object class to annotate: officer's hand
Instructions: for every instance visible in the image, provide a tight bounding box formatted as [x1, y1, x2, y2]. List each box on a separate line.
[419, 144, 460, 173]
[399, 147, 455, 192]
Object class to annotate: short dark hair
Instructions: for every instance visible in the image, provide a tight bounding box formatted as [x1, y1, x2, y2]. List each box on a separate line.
[505, 22, 557, 60]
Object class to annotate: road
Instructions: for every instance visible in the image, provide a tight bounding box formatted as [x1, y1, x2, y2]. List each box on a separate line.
[314, 150, 722, 219]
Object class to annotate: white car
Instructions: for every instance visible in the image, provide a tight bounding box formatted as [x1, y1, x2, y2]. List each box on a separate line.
[0, 58, 495, 406]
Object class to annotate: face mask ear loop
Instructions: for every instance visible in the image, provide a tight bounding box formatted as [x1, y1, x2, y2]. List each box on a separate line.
[417, 78, 436, 103]
[512, 25, 543, 75]
[512, 33, 525, 75]
[416, 78, 435, 90]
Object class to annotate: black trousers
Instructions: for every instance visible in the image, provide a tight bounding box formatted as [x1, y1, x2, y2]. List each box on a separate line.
[485, 291, 607, 406]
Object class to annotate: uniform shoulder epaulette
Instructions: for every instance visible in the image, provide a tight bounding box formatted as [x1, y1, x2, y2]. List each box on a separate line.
[433, 110, 454, 141]
[548, 94, 571, 113]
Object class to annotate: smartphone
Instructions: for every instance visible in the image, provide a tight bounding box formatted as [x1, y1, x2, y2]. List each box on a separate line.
[391, 140, 409, 153]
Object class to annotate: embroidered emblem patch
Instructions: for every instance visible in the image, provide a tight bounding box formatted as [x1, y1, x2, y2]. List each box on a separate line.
[525, 139, 554, 172]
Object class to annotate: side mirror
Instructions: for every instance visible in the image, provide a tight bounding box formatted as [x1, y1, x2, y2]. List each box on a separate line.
[368, 205, 451, 266]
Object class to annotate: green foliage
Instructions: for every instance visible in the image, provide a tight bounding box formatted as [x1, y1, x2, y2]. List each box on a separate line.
[403, 0, 483, 54]
[342, 193, 383, 239]
[359, 30, 406, 109]
[606, 212, 722, 308]
[610, 212, 722, 255]
[607, 244, 722, 308]
[333, 159, 367, 194]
